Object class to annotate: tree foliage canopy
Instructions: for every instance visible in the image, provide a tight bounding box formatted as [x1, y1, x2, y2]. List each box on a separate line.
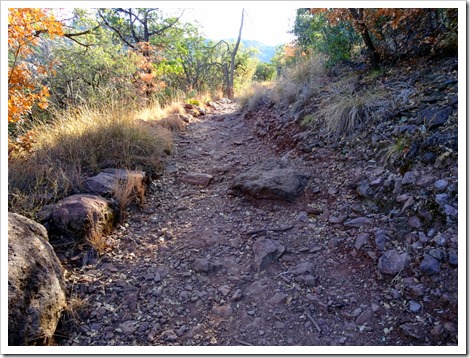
[293, 8, 457, 68]
[8, 7, 261, 132]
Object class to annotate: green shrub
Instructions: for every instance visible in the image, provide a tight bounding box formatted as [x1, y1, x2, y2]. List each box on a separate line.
[384, 135, 411, 164]
[293, 9, 360, 67]
[253, 63, 277, 82]
[186, 98, 200, 106]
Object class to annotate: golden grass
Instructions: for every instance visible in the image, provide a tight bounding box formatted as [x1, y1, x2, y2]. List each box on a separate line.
[54, 293, 88, 344]
[270, 55, 327, 104]
[9, 102, 174, 219]
[134, 101, 187, 132]
[135, 100, 185, 121]
[86, 229, 108, 256]
[241, 52, 389, 139]
[236, 82, 272, 110]
[156, 115, 187, 132]
[112, 172, 146, 222]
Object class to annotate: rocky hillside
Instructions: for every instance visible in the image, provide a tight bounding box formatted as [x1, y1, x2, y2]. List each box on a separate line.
[241, 55, 459, 343]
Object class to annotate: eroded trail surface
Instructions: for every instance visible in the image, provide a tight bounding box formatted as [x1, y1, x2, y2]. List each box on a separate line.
[63, 100, 457, 347]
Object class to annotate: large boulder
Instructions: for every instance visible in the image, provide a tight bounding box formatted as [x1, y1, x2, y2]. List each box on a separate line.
[38, 194, 117, 243]
[8, 213, 67, 345]
[231, 161, 308, 202]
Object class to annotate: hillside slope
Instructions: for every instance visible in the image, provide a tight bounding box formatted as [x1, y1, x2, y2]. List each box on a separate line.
[240, 55, 459, 344]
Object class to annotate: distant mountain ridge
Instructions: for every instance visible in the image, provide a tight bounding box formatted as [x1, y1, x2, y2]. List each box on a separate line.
[214, 38, 278, 63]
[241, 39, 277, 63]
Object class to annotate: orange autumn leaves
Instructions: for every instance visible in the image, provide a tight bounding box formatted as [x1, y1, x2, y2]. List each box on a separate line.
[310, 8, 437, 41]
[133, 42, 166, 98]
[8, 8, 64, 123]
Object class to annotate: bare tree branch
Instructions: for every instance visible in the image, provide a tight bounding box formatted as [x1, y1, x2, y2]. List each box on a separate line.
[98, 9, 135, 49]
[148, 10, 185, 37]
[64, 25, 100, 38]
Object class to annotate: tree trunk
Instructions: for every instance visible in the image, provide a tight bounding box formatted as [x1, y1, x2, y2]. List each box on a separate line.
[348, 8, 380, 69]
[225, 9, 244, 99]
[222, 63, 231, 98]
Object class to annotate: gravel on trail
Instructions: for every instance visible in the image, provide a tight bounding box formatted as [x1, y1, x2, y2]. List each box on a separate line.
[59, 98, 458, 351]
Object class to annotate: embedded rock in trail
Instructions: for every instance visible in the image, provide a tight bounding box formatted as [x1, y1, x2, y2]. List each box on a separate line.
[231, 161, 308, 202]
[288, 261, 315, 275]
[179, 172, 213, 188]
[377, 249, 408, 275]
[38, 194, 117, 243]
[344, 217, 373, 228]
[419, 254, 441, 274]
[192, 258, 221, 274]
[8, 213, 66, 345]
[252, 238, 285, 272]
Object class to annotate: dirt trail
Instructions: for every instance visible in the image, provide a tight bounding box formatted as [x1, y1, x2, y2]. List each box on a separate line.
[61, 100, 453, 347]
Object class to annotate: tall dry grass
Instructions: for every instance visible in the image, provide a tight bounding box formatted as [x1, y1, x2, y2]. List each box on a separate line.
[9, 102, 176, 219]
[241, 52, 389, 138]
[318, 89, 385, 135]
[134, 101, 188, 132]
[135, 100, 185, 121]
[237, 82, 272, 111]
[112, 171, 147, 222]
[270, 55, 328, 105]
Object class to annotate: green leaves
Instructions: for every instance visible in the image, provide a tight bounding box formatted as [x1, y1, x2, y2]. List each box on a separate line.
[293, 9, 360, 67]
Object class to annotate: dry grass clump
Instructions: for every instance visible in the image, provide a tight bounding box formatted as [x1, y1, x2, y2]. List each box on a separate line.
[237, 82, 272, 111]
[135, 101, 188, 132]
[270, 55, 327, 105]
[41, 105, 174, 173]
[86, 228, 108, 256]
[318, 89, 385, 135]
[153, 115, 187, 132]
[54, 291, 89, 344]
[260, 51, 389, 138]
[136, 100, 185, 121]
[9, 103, 173, 219]
[112, 172, 146, 222]
[8, 162, 79, 219]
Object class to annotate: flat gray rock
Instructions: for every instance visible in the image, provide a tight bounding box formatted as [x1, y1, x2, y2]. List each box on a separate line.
[231, 161, 308, 202]
[179, 172, 213, 188]
[344, 217, 373, 228]
[83, 168, 148, 197]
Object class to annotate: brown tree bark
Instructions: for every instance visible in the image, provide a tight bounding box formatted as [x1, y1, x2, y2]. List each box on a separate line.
[348, 8, 380, 69]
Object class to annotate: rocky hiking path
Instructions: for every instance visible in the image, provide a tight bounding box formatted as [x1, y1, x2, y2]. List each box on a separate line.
[61, 99, 457, 347]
